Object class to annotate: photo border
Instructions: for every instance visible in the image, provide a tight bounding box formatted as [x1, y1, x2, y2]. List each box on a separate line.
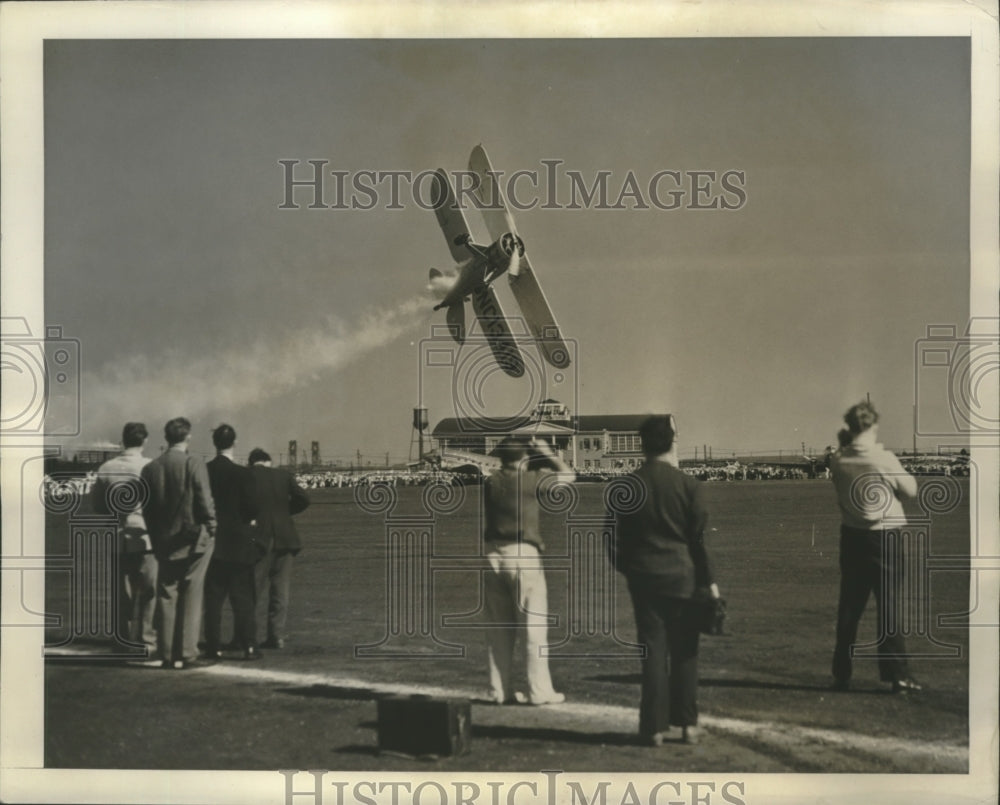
[2, 1, 997, 803]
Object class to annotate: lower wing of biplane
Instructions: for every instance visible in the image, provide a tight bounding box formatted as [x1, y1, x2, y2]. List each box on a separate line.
[425, 146, 571, 377]
[428, 265, 524, 378]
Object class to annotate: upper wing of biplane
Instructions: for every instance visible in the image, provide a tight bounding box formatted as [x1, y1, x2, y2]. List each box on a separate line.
[468, 145, 572, 370]
[468, 144, 519, 250]
[431, 168, 473, 263]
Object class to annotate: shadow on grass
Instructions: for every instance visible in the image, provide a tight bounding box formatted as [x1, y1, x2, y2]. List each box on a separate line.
[276, 684, 388, 701]
[332, 744, 464, 761]
[333, 744, 380, 756]
[43, 655, 159, 668]
[589, 673, 891, 694]
[473, 724, 646, 747]
[331, 721, 647, 754]
[280, 688, 650, 753]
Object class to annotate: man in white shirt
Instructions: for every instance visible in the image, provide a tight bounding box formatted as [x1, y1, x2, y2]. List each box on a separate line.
[91, 422, 156, 657]
[482, 435, 574, 706]
[830, 401, 921, 693]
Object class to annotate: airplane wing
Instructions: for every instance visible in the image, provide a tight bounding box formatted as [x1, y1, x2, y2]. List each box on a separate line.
[431, 169, 473, 263]
[469, 145, 518, 245]
[469, 145, 571, 369]
[471, 286, 525, 377]
[508, 262, 572, 369]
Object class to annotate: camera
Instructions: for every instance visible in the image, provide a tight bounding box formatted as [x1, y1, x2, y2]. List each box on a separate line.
[1, 317, 81, 437]
[913, 319, 998, 440]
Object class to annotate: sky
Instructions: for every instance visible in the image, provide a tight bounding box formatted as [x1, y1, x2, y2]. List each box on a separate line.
[43, 37, 971, 463]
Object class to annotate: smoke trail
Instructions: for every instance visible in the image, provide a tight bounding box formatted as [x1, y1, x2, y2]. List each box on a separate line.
[76, 296, 429, 440]
[426, 271, 457, 301]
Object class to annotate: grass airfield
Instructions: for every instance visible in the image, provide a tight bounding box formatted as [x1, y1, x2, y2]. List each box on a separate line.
[44, 479, 971, 773]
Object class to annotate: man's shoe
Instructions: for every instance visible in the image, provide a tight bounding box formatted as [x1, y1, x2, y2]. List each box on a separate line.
[178, 657, 215, 670]
[243, 646, 262, 661]
[260, 638, 285, 650]
[681, 726, 701, 745]
[161, 659, 184, 670]
[528, 692, 565, 706]
[483, 691, 527, 705]
[831, 677, 850, 692]
[202, 650, 222, 662]
[892, 678, 922, 694]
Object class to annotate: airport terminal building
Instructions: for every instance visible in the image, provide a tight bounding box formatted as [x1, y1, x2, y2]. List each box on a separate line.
[430, 400, 660, 470]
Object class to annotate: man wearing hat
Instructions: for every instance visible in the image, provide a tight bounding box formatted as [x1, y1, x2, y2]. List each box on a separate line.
[482, 434, 575, 705]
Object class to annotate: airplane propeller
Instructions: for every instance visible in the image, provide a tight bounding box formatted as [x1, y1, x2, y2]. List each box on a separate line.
[469, 145, 525, 278]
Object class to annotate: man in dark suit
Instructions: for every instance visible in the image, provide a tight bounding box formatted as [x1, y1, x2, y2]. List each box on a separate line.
[608, 415, 720, 746]
[247, 448, 310, 649]
[141, 417, 217, 670]
[205, 424, 262, 660]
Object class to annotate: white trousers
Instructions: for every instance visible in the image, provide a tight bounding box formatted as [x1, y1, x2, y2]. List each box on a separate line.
[483, 542, 559, 702]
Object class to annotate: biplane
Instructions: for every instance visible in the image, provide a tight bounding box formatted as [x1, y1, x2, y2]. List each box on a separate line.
[427, 145, 571, 378]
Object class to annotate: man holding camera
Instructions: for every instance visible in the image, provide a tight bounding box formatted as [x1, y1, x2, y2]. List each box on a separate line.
[829, 401, 921, 694]
[482, 434, 575, 706]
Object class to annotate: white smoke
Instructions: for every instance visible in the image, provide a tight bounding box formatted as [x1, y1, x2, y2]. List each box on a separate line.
[77, 296, 429, 440]
[426, 271, 458, 301]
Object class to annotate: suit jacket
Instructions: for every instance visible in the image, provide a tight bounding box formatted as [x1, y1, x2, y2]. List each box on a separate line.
[141, 446, 217, 560]
[206, 454, 261, 565]
[249, 464, 310, 553]
[609, 459, 713, 598]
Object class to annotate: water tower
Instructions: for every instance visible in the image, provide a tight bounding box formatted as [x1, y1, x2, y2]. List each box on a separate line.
[411, 407, 429, 467]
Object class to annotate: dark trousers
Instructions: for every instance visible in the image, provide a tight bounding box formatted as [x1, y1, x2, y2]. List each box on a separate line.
[204, 559, 258, 652]
[627, 577, 701, 734]
[832, 525, 909, 683]
[254, 549, 295, 642]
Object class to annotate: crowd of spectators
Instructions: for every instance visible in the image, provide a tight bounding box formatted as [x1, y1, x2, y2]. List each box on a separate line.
[901, 457, 970, 477]
[42, 454, 970, 500]
[42, 470, 98, 499]
[574, 463, 812, 482]
[572, 455, 970, 483]
[293, 469, 480, 489]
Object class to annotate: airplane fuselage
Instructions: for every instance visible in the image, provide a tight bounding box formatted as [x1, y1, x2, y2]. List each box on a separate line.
[432, 232, 523, 311]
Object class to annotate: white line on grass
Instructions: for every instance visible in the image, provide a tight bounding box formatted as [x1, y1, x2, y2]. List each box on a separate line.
[46, 647, 966, 770]
[198, 663, 967, 769]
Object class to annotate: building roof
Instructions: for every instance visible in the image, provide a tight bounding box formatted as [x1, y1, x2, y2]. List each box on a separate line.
[432, 413, 664, 437]
[577, 414, 656, 433]
[432, 416, 533, 436]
